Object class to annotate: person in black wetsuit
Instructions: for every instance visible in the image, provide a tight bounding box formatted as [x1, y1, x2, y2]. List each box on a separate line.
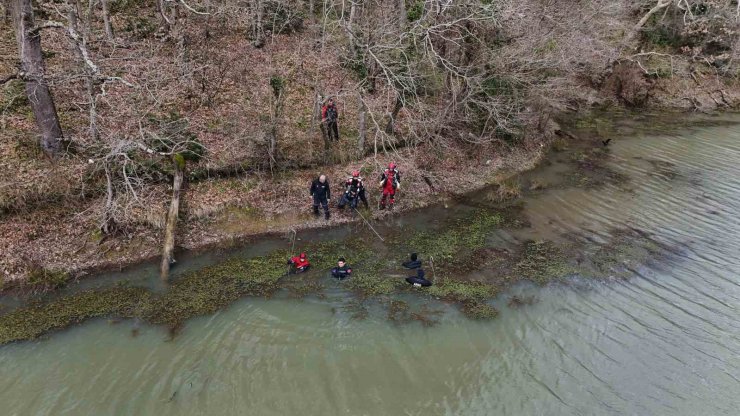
[402, 253, 422, 269]
[310, 174, 331, 220]
[406, 269, 431, 287]
[331, 258, 353, 280]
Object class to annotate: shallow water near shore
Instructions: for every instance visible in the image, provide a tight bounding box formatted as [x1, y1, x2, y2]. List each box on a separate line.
[1, 113, 740, 415]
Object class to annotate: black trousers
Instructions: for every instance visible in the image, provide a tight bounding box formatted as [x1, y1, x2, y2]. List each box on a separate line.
[326, 121, 339, 141]
[338, 190, 368, 209]
[313, 195, 329, 214]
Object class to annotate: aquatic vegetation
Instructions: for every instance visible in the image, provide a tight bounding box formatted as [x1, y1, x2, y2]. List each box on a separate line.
[339, 300, 369, 320]
[0, 288, 151, 345]
[25, 268, 71, 291]
[145, 250, 289, 328]
[429, 280, 498, 303]
[385, 300, 441, 326]
[0, 200, 675, 345]
[589, 228, 667, 278]
[406, 210, 504, 267]
[508, 295, 538, 309]
[491, 177, 522, 202]
[285, 279, 325, 298]
[511, 240, 573, 284]
[460, 302, 499, 320]
[387, 300, 410, 322]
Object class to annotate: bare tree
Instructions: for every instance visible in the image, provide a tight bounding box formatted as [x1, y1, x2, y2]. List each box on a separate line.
[11, 0, 64, 157]
[161, 155, 184, 279]
[100, 0, 114, 41]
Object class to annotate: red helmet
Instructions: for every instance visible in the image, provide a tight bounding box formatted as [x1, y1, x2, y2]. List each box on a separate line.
[351, 170, 360, 177]
[300, 252, 306, 259]
[388, 162, 396, 170]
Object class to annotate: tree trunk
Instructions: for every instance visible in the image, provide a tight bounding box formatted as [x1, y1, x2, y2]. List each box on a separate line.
[397, 0, 405, 30]
[156, 0, 170, 34]
[101, 160, 116, 234]
[385, 94, 403, 135]
[357, 91, 366, 156]
[251, 0, 265, 47]
[2, 0, 10, 23]
[13, 0, 64, 157]
[160, 156, 185, 280]
[101, 0, 114, 41]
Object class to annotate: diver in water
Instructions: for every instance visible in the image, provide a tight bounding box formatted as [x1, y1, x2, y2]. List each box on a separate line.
[288, 252, 311, 273]
[331, 258, 353, 280]
[405, 269, 432, 287]
[402, 253, 422, 269]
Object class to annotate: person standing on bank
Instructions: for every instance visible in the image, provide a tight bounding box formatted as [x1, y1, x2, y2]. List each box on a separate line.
[321, 98, 340, 141]
[310, 174, 331, 220]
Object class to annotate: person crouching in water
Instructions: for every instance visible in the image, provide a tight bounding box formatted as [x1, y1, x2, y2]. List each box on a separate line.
[406, 269, 432, 287]
[331, 257, 352, 280]
[288, 252, 311, 274]
[402, 253, 422, 269]
[379, 162, 401, 209]
[310, 174, 331, 220]
[338, 170, 369, 210]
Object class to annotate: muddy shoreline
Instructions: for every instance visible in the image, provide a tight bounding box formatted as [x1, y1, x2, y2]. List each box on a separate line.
[0, 138, 549, 295]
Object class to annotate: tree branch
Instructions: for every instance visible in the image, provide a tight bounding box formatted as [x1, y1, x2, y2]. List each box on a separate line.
[0, 73, 18, 85]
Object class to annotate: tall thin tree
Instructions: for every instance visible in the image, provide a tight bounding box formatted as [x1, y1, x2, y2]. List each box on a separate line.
[12, 0, 64, 157]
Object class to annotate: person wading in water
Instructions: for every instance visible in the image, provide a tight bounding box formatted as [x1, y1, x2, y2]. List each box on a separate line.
[331, 257, 353, 280]
[310, 174, 331, 220]
[287, 252, 311, 273]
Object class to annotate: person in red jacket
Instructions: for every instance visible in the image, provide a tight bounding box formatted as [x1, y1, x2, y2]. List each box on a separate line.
[287, 252, 311, 273]
[321, 98, 340, 141]
[379, 162, 401, 209]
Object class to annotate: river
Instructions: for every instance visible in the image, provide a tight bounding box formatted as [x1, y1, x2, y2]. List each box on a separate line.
[1, 113, 739, 415]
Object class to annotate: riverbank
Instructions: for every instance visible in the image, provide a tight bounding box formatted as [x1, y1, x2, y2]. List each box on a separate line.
[4, 109, 726, 344]
[0, 127, 550, 291]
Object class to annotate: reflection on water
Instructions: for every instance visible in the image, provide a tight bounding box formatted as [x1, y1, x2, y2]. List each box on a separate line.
[1, 114, 740, 415]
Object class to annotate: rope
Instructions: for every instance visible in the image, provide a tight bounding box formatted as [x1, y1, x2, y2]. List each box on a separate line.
[286, 229, 297, 275]
[353, 208, 385, 242]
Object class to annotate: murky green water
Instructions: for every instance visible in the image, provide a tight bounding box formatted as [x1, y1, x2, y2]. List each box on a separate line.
[2, 113, 740, 415]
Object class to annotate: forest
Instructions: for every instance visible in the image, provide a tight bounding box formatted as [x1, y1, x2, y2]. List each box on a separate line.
[1, 0, 738, 285]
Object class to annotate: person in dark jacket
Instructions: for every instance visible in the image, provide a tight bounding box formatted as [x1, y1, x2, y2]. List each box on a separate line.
[331, 257, 352, 280]
[310, 174, 331, 220]
[402, 253, 422, 269]
[321, 98, 340, 141]
[406, 269, 431, 287]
